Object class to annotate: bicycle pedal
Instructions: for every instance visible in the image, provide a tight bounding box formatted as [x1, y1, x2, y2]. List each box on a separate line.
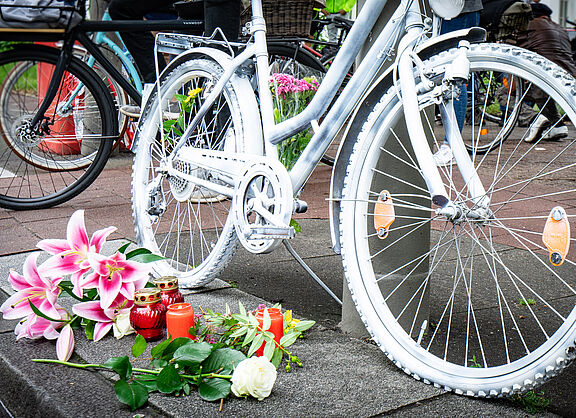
[244, 225, 295, 240]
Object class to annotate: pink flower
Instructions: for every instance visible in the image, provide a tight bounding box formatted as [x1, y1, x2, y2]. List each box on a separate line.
[82, 251, 149, 310]
[72, 295, 133, 341]
[0, 253, 63, 321]
[37, 210, 116, 298]
[56, 324, 75, 361]
[13, 305, 68, 341]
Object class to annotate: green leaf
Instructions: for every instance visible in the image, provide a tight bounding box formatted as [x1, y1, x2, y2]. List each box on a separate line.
[27, 299, 67, 322]
[128, 253, 166, 263]
[263, 340, 275, 359]
[114, 380, 149, 411]
[150, 338, 171, 359]
[202, 348, 246, 375]
[280, 332, 299, 347]
[182, 382, 191, 396]
[132, 334, 147, 358]
[173, 342, 214, 366]
[228, 325, 248, 339]
[153, 338, 191, 361]
[116, 242, 131, 254]
[242, 326, 257, 347]
[294, 320, 315, 332]
[248, 313, 258, 327]
[198, 378, 231, 402]
[262, 309, 271, 331]
[289, 218, 302, 233]
[270, 347, 283, 368]
[156, 364, 183, 394]
[247, 333, 264, 357]
[125, 247, 152, 259]
[238, 301, 247, 317]
[83, 320, 95, 341]
[133, 374, 157, 391]
[103, 356, 133, 380]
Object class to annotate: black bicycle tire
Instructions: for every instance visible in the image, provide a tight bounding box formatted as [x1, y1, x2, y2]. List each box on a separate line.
[0, 45, 116, 210]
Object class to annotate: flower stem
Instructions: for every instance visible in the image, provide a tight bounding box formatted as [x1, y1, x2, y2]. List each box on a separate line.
[33, 359, 232, 380]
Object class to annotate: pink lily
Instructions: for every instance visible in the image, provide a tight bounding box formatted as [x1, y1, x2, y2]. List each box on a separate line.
[37, 210, 116, 298]
[0, 253, 63, 321]
[56, 324, 75, 361]
[72, 295, 133, 341]
[14, 307, 68, 341]
[83, 252, 150, 310]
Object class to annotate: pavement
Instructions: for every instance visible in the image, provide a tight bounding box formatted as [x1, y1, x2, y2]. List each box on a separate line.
[0, 151, 574, 417]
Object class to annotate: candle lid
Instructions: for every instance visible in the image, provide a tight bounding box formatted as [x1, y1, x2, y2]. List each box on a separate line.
[134, 288, 162, 305]
[153, 276, 179, 291]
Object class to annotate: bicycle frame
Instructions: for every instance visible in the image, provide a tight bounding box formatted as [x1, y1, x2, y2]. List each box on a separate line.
[63, 12, 143, 118]
[169, 0, 487, 213]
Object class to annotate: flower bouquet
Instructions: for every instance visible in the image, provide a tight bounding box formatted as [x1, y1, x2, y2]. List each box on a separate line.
[270, 73, 320, 169]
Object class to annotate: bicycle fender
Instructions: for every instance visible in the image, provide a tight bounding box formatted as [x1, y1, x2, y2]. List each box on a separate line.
[329, 27, 486, 254]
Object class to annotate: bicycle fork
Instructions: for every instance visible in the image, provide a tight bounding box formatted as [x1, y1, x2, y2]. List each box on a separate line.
[398, 39, 491, 222]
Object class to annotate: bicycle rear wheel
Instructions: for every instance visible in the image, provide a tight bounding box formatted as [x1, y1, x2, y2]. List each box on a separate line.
[340, 44, 576, 396]
[0, 45, 116, 210]
[132, 55, 259, 287]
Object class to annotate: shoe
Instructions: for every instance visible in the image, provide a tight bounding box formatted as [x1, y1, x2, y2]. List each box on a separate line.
[542, 125, 568, 141]
[433, 144, 453, 166]
[524, 114, 549, 143]
[119, 105, 141, 119]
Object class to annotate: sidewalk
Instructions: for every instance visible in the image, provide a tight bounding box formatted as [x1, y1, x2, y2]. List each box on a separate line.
[0, 153, 573, 417]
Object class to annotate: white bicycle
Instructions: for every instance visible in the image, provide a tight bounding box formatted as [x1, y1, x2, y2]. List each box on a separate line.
[132, 0, 576, 398]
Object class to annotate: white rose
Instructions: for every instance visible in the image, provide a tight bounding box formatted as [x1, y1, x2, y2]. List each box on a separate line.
[231, 357, 277, 400]
[113, 312, 135, 339]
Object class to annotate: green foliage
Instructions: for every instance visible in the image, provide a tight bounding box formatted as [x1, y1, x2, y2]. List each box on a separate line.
[468, 355, 482, 368]
[511, 390, 550, 413]
[519, 298, 536, 306]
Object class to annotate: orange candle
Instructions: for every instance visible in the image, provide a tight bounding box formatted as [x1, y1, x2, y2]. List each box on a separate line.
[256, 308, 284, 356]
[166, 303, 195, 340]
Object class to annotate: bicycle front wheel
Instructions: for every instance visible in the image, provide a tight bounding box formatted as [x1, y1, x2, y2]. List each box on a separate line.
[132, 56, 257, 287]
[0, 45, 116, 210]
[340, 44, 576, 396]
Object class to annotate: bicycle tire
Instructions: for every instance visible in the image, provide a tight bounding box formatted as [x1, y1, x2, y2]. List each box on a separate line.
[340, 43, 576, 397]
[0, 45, 116, 210]
[132, 56, 257, 287]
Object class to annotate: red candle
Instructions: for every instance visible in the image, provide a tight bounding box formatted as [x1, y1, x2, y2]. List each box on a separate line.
[166, 303, 195, 340]
[153, 276, 185, 308]
[256, 308, 284, 356]
[130, 288, 166, 341]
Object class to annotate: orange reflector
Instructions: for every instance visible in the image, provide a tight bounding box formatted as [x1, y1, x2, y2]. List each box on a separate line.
[480, 128, 489, 136]
[374, 190, 395, 239]
[542, 207, 570, 266]
[503, 77, 509, 89]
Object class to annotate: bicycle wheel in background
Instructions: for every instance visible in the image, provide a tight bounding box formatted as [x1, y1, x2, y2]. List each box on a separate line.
[463, 70, 522, 154]
[0, 45, 116, 210]
[340, 44, 576, 396]
[132, 56, 257, 287]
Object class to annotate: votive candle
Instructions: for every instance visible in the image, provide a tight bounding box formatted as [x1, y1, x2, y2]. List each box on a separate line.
[166, 302, 195, 340]
[130, 288, 166, 341]
[256, 308, 284, 356]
